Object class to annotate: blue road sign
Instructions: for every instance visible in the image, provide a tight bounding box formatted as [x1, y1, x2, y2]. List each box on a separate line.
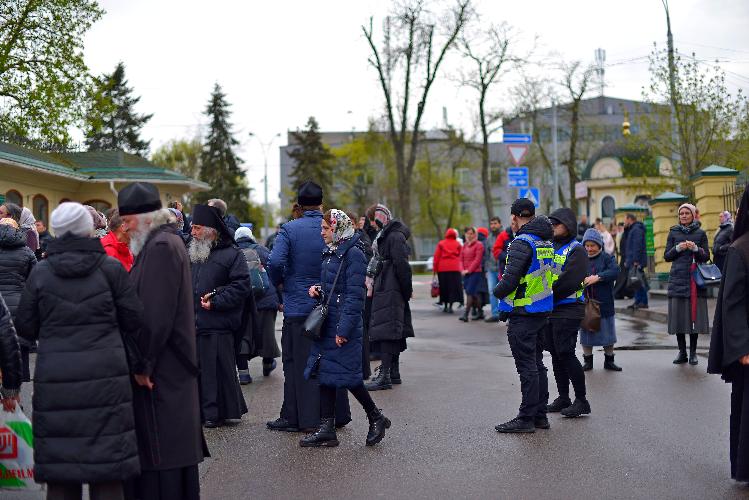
[503, 133, 532, 144]
[519, 187, 540, 208]
[507, 167, 529, 188]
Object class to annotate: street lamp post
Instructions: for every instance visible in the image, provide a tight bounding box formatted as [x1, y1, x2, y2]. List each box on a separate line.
[249, 132, 281, 241]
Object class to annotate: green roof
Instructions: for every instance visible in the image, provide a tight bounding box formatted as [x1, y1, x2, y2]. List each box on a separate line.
[691, 164, 739, 179]
[615, 203, 649, 213]
[649, 191, 688, 205]
[0, 141, 209, 189]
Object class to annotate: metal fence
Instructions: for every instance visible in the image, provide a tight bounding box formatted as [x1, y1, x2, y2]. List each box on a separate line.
[723, 181, 747, 214]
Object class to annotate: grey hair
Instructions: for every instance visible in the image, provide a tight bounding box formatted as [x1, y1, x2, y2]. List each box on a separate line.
[138, 208, 176, 229]
[207, 198, 227, 216]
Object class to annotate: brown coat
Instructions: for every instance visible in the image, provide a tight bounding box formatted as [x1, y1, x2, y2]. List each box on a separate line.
[129, 224, 206, 470]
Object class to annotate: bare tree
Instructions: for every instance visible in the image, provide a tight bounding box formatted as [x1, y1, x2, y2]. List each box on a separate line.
[362, 0, 471, 228]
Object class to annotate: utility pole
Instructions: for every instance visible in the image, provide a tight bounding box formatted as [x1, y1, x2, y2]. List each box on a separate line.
[552, 99, 560, 211]
[249, 132, 281, 240]
[662, 0, 681, 177]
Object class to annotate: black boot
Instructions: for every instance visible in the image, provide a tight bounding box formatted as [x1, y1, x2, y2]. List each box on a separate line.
[582, 354, 593, 371]
[365, 366, 392, 391]
[560, 398, 591, 418]
[475, 308, 485, 320]
[447, 303, 454, 314]
[604, 354, 622, 371]
[443, 303, 448, 313]
[300, 418, 339, 447]
[674, 334, 688, 364]
[495, 417, 535, 433]
[390, 355, 402, 385]
[471, 307, 480, 320]
[366, 409, 391, 446]
[546, 396, 572, 413]
[689, 334, 699, 365]
[459, 310, 469, 322]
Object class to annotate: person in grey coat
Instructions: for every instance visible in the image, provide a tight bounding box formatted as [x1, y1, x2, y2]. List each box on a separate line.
[713, 211, 734, 271]
[664, 203, 710, 366]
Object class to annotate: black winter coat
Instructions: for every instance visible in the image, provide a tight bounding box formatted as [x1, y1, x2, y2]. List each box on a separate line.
[0, 224, 37, 320]
[664, 223, 710, 298]
[16, 236, 143, 482]
[0, 292, 21, 397]
[714, 222, 734, 271]
[625, 221, 647, 268]
[549, 208, 587, 320]
[493, 216, 554, 316]
[369, 220, 415, 342]
[191, 241, 251, 335]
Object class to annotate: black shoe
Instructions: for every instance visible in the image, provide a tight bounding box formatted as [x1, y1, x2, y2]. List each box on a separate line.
[546, 396, 572, 413]
[263, 359, 277, 376]
[459, 312, 469, 322]
[475, 309, 485, 320]
[471, 309, 481, 320]
[582, 354, 593, 371]
[604, 354, 622, 371]
[673, 350, 688, 364]
[636, 304, 649, 309]
[238, 370, 252, 385]
[390, 360, 402, 385]
[447, 304, 454, 314]
[689, 350, 699, 365]
[204, 419, 224, 429]
[534, 416, 550, 429]
[443, 304, 449, 313]
[266, 417, 299, 432]
[365, 367, 392, 391]
[626, 303, 638, 310]
[560, 398, 591, 418]
[300, 418, 339, 447]
[495, 417, 535, 433]
[366, 409, 391, 446]
[485, 315, 500, 323]
[335, 417, 352, 429]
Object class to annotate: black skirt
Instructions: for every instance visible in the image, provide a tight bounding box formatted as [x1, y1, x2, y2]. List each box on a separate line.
[253, 309, 281, 359]
[371, 339, 408, 354]
[197, 333, 248, 422]
[438, 271, 463, 304]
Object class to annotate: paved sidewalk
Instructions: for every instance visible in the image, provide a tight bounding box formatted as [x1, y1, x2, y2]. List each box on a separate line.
[615, 295, 717, 326]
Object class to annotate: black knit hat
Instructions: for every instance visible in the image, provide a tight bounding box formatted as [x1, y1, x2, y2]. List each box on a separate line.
[510, 198, 535, 218]
[297, 180, 323, 206]
[118, 182, 162, 216]
[192, 204, 235, 243]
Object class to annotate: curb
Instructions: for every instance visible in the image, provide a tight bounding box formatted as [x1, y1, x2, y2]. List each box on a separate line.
[615, 306, 668, 324]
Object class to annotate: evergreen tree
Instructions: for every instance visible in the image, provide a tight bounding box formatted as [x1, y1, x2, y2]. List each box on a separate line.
[289, 116, 335, 204]
[84, 62, 153, 155]
[196, 83, 253, 221]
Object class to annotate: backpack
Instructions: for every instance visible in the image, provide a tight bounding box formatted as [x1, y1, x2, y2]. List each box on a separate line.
[241, 246, 269, 298]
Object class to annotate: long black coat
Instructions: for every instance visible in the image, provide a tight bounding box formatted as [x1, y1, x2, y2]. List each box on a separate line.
[0, 292, 21, 396]
[664, 223, 710, 298]
[713, 223, 734, 271]
[0, 224, 37, 319]
[129, 224, 206, 471]
[369, 220, 414, 342]
[16, 236, 142, 482]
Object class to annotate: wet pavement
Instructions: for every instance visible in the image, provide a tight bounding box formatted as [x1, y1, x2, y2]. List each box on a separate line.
[7, 281, 748, 499]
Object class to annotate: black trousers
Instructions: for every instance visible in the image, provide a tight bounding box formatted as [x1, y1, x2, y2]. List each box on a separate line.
[506, 314, 549, 419]
[280, 317, 351, 429]
[47, 481, 123, 500]
[320, 383, 377, 419]
[545, 317, 587, 400]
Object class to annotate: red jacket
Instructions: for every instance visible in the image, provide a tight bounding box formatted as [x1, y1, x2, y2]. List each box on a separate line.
[492, 229, 512, 260]
[460, 239, 484, 274]
[433, 229, 462, 273]
[101, 231, 134, 272]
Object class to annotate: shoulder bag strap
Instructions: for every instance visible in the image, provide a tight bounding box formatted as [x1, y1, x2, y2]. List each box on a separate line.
[325, 247, 352, 307]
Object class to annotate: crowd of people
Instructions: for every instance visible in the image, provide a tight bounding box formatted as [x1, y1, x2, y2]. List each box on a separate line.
[3, 179, 749, 492]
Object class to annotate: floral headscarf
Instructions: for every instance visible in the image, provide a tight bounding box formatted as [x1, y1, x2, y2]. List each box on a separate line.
[328, 209, 355, 250]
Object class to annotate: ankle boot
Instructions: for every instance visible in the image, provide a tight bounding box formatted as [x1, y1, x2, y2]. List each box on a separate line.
[604, 354, 622, 371]
[689, 349, 698, 365]
[459, 310, 469, 322]
[447, 304, 454, 314]
[582, 354, 593, 371]
[390, 357, 402, 385]
[443, 303, 448, 313]
[471, 307, 480, 320]
[673, 350, 688, 364]
[300, 418, 339, 447]
[365, 366, 392, 391]
[366, 409, 391, 446]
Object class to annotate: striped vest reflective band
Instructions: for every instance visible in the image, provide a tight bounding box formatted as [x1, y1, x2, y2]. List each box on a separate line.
[498, 233, 554, 313]
[551, 240, 585, 306]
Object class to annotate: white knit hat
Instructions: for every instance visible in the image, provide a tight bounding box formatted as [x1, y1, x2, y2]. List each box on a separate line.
[51, 202, 94, 238]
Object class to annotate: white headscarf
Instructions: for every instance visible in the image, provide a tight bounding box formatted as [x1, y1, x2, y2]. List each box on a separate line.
[328, 209, 355, 250]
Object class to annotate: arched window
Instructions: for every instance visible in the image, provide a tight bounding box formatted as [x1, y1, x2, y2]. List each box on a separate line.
[33, 194, 49, 226]
[5, 190, 22, 207]
[83, 199, 111, 213]
[601, 195, 616, 222]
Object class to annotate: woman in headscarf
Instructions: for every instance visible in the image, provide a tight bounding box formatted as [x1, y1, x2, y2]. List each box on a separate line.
[664, 202, 710, 366]
[714, 211, 734, 271]
[0, 203, 39, 252]
[84, 205, 108, 238]
[708, 184, 749, 482]
[301, 210, 390, 448]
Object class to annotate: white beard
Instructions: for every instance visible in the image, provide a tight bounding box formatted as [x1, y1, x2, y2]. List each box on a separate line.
[188, 237, 213, 264]
[128, 225, 149, 256]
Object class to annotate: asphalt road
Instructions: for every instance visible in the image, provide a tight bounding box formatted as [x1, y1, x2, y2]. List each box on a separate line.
[7, 280, 749, 499]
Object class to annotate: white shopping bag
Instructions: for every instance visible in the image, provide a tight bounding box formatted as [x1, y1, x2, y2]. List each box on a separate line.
[0, 405, 40, 490]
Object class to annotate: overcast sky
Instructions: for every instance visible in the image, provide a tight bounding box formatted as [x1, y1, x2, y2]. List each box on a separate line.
[83, 0, 749, 205]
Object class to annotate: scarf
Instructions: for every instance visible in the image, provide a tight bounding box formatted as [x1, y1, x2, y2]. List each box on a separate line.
[675, 220, 701, 234]
[328, 209, 355, 251]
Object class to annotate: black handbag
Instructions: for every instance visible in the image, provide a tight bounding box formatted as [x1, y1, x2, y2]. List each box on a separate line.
[303, 252, 348, 341]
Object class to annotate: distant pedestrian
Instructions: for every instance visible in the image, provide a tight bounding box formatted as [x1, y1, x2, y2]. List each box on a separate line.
[579, 228, 621, 371]
[713, 211, 734, 271]
[0, 217, 37, 382]
[494, 199, 554, 433]
[207, 198, 241, 234]
[301, 210, 390, 447]
[595, 218, 616, 256]
[493, 225, 513, 276]
[265, 224, 281, 251]
[0, 292, 22, 412]
[708, 184, 749, 482]
[34, 219, 53, 259]
[169, 200, 192, 235]
[459, 227, 484, 322]
[16, 201, 143, 500]
[475, 227, 491, 319]
[665, 203, 710, 366]
[485, 217, 503, 322]
[576, 214, 591, 242]
[0, 204, 40, 252]
[100, 208, 134, 271]
[84, 205, 108, 238]
[624, 213, 649, 309]
[433, 228, 463, 313]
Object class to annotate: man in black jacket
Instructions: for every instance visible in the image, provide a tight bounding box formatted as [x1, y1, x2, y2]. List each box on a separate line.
[493, 199, 554, 433]
[624, 213, 649, 309]
[546, 208, 591, 418]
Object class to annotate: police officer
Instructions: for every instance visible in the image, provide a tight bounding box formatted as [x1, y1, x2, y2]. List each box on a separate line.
[493, 199, 555, 433]
[546, 208, 591, 418]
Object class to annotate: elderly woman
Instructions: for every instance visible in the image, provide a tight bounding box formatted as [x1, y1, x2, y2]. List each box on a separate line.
[714, 211, 734, 271]
[579, 228, 621, 371]
[433, 228, 463, 313]
[0, 203, 39, 252]
[459, 226, 484, 322]
[302, 210, 390, 448]
[665, 203, 710, 366]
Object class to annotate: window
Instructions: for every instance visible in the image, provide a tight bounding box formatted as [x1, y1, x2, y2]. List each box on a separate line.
[83, 199, 111, 213]
[601, 196, 616, 222]
[33, 195, 49, 226]
[5, 190, 22, 207]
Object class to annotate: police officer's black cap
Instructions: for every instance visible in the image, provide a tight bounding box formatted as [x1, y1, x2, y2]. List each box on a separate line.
[510, 198, 535, 218]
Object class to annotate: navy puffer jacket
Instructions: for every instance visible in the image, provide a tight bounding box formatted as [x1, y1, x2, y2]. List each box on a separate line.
[304, 234, 367, 388]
